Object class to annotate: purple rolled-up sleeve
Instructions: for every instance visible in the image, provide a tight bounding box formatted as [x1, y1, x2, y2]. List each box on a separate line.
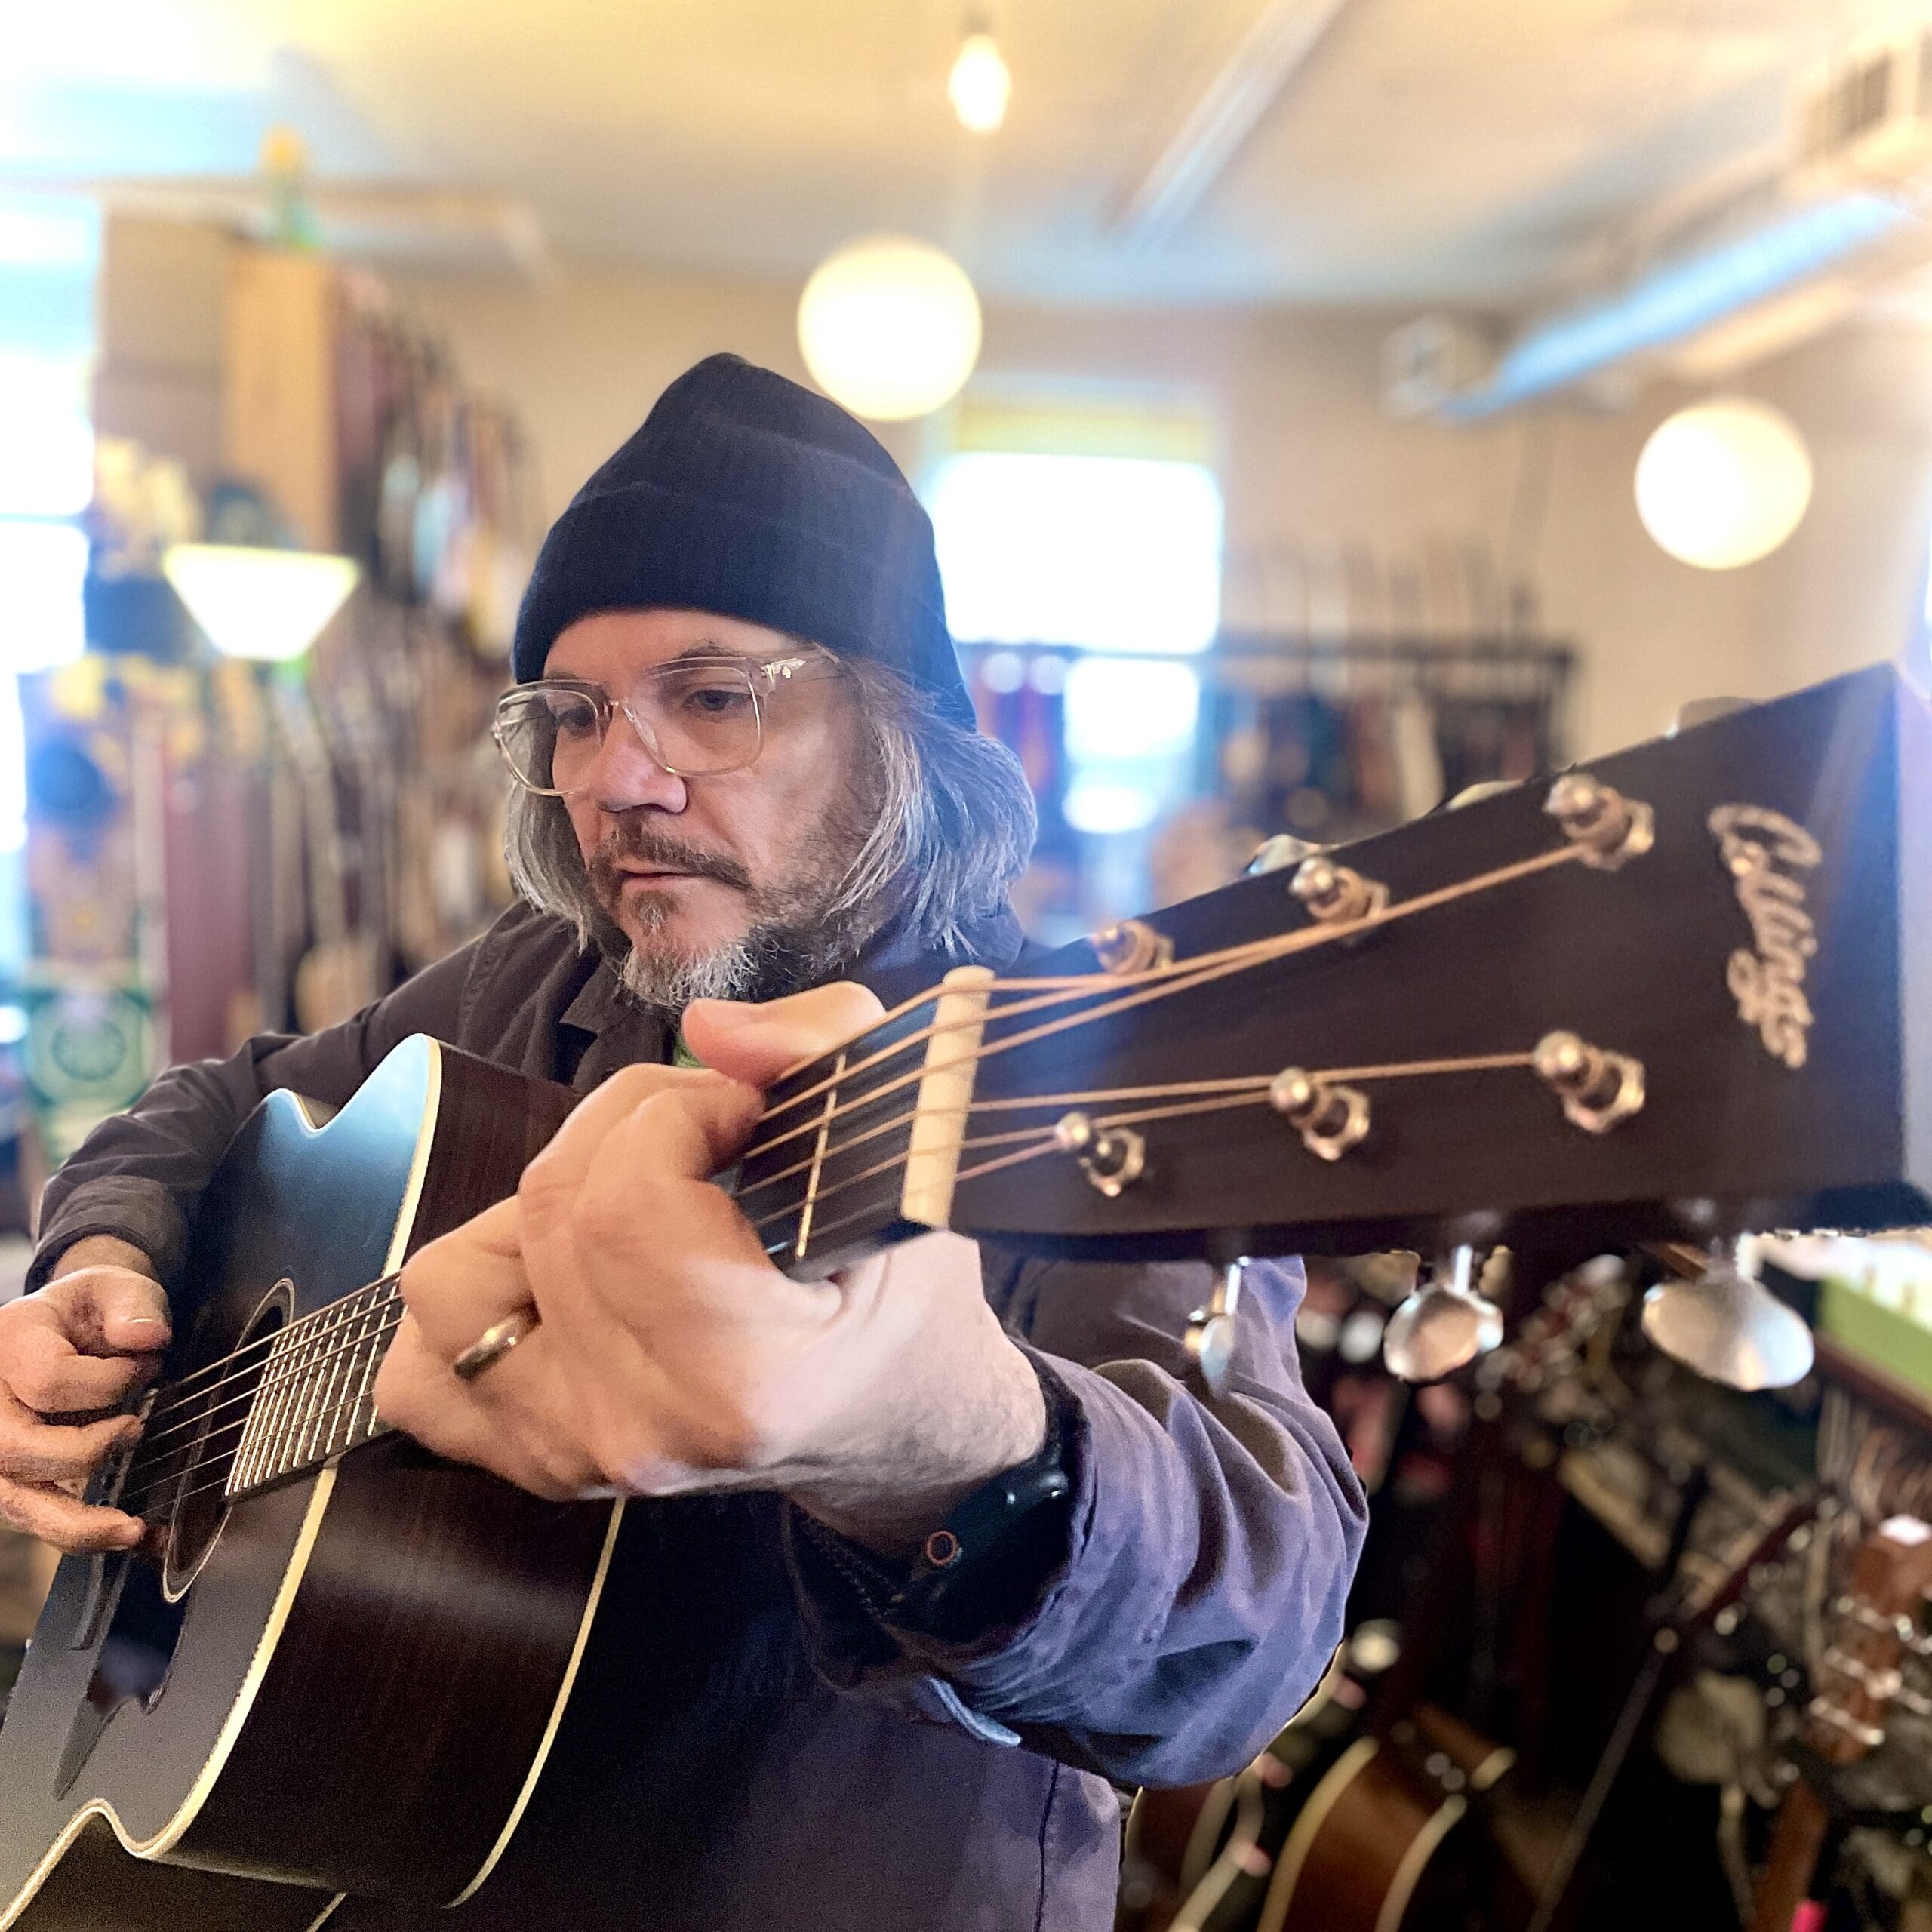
[787, 1251, 1367, 1787]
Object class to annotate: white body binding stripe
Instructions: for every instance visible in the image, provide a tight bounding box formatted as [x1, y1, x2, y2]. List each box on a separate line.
[1252, 1735, 1378, 1932]
[1373, 1792, 1465, 1932]
[0, 1042, 447, 1930]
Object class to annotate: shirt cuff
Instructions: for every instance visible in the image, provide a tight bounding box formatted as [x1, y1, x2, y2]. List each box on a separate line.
[27, 1180, 188, 1296]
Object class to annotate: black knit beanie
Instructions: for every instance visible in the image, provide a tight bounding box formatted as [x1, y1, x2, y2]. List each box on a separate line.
[512, 353, 975, 728]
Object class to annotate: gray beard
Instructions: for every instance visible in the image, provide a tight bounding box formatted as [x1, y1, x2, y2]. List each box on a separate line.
[574, 802, 889, 1020]
[611, 895, 882, 1012]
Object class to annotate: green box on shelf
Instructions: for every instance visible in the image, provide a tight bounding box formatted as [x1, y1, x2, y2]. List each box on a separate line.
[1818, 1277, 1932, 1402]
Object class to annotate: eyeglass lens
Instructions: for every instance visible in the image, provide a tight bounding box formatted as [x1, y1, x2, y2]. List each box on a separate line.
[496, 663, 764, 789]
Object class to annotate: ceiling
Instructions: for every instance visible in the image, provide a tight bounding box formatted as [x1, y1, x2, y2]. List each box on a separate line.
[0, 0, 1902, 309]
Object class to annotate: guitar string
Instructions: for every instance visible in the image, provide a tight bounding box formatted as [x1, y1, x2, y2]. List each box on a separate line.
[125, 1284, 408, 1465]
[115, 836, 1595, 1468]
[756, 1049, 1546, 1259]
[128, 1037, 1572, 1521]
[738, 1047, 1541, 1209]
[119, 1297, 403, 1497]
[130, 1275, 403, 1439]
[116, 1310, 408, 1517]
[746, 841, 1584, 1152]
[115, 1272, 399, 1429]
[123, 915, 1352, 1441]
[122, 1032, 1545, 1466]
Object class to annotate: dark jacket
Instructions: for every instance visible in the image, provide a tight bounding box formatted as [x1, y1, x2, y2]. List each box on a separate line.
[31, 900, 1366, 1932]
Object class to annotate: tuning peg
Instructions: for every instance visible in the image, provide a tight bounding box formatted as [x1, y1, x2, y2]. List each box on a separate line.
[1186, 1260, 1245, 1400]
[1641, 1242, 1814, 1391]
[1383, 1246, 1504, 1383]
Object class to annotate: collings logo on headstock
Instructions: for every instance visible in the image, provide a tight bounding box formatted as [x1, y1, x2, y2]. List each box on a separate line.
[1708, 804, 1820, 1070]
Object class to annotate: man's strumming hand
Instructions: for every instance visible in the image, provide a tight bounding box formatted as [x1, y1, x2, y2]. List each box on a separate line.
[373, 983, 1046, 1557]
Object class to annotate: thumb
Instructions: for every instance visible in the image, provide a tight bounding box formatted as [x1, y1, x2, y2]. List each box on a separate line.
[55, 1268, 171, 1355]
[682, 983, 885, 1090]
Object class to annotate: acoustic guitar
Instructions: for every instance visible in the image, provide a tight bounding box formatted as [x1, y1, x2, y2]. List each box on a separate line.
[2, 663, 1927, 1927]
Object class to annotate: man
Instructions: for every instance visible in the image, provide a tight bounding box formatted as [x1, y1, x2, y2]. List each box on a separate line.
[1, 355, 1364, 1929]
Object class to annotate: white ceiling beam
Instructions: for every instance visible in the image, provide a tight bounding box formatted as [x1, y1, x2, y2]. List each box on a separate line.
[1109, 0, 1354, 245]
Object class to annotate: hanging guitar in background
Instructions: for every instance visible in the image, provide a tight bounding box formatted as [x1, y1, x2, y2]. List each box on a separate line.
[0, 663, 1927, 1927]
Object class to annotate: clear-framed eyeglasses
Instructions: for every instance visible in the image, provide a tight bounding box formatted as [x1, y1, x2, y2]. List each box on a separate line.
[492, 652, 844, 796]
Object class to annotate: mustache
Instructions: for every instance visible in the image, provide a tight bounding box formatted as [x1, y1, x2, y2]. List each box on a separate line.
[588, 822, 753, 897]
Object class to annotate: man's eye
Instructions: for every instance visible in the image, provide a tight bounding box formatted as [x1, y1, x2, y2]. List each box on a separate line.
[546, 698, 599, 736]
[676, 683, 753, 718]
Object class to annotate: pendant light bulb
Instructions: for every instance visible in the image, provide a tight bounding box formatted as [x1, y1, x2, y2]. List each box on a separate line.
[949, 29, 1011, 134]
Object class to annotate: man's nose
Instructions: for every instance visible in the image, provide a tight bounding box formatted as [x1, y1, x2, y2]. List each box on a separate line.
[583, 707, 688, 813]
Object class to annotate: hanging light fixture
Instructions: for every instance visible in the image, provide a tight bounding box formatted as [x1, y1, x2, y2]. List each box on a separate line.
[1634, 397, 1813, 570]
[797, 235, 983, 422]
[162, 543, 361, 663]
[949, 23, 1012, 134]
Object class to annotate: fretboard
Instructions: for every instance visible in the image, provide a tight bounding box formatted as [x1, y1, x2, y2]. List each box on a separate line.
[224, 1275, 401, 1500]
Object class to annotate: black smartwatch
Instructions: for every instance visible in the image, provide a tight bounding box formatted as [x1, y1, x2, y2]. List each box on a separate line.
[886, 1364, 1076, 1640]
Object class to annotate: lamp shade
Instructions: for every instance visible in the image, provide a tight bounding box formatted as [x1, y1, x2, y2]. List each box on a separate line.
[797, 236, 983, 422]
[1634, 398, 1813, 570]
[162, 543, 361, 661]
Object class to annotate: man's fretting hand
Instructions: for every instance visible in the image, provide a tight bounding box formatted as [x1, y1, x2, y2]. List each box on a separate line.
[374, 983, 1046, 1556]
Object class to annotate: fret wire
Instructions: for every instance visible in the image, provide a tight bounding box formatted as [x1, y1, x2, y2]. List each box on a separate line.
[281, 1317, 332, 1484]
[296, 1303, 352, 1472]
[792, 1051, 844, 1263]
[348, 1278, 398, 1445]
[329, 1278, 392, 1457]
[251, 1327, 306, 1493]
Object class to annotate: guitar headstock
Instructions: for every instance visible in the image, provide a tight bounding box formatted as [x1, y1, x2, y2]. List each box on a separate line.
[935, 661, 1932, 1266]
[1804, 1515, 1932, 1767]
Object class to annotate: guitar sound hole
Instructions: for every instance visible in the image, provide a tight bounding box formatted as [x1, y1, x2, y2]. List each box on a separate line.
[158, 1288, 291, 1601]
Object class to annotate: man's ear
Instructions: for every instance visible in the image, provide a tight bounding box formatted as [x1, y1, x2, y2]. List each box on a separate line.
[681, 982, 885, 1087]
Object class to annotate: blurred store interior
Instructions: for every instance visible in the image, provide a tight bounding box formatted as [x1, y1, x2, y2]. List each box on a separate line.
[2, 3, 1932, 1928]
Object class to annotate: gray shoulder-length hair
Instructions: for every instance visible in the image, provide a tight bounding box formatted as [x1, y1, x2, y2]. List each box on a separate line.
[503, 652, 1038, 958]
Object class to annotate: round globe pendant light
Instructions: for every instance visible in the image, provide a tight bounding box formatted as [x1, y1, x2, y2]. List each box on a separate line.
[797, 235, 983, 422]
[1634, 397, 1814, 570]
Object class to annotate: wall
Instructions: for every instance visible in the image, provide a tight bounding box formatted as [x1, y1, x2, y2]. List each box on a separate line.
[392, 261, 1932, 760]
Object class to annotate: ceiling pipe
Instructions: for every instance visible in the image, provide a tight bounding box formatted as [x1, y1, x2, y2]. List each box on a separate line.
[1437, 187, 1918, 420]
[1109, 0, 1352, 247]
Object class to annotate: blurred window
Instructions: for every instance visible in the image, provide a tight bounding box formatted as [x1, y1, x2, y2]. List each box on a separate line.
[928, 451, 1222, 654]
[924, 398, 1223, 912]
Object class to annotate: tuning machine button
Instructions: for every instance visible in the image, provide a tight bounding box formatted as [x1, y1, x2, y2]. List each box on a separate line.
[1383, 1246, 1505, 1383]
[1545, 772, 1654, 869]
[1534, 1030, 1645, 1133]
[1290, 857, 1389, 924]
[1054, 1112, 1148, 1198]
[1269, 1069, 1371, 1160]
[1186, 1259, 1246, 1399]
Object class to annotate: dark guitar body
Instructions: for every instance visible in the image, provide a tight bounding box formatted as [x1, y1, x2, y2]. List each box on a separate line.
[1250, 1708, 1521, 1932]
[0, 1038, 615, 1928]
